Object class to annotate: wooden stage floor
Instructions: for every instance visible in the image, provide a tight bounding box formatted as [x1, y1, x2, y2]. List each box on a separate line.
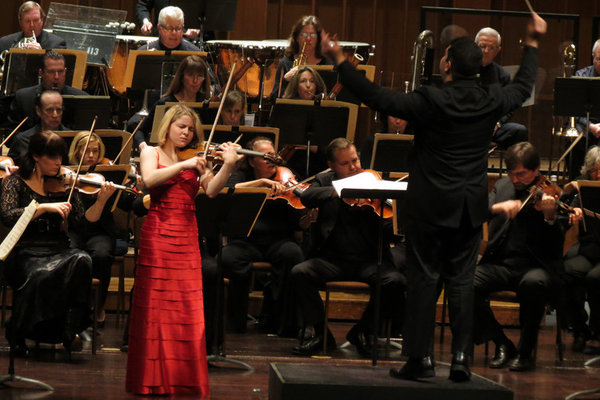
[0, 314, 598, 400]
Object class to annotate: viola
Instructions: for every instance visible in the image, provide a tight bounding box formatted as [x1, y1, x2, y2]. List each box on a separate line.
[342, 169, 394, 219]
[177, 141, 285, 166]
[269, 166, 308, 209]
[526, 175, 572, 214]
[0, 156, 16, 178]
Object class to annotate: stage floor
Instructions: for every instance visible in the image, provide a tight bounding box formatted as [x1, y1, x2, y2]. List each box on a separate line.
[0, 315, 597, 400]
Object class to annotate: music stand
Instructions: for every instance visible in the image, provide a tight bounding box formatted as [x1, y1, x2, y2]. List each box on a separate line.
[195, 187, 270, 370]
[269, 99, 358, 177]
[370, 133, 414, 177]
[61, 96, 112, 130]
[172, 0, 238, 50]
[334, 175, 408, 366]
[199, 125, 280, 151]
[553, 77, 600, 176]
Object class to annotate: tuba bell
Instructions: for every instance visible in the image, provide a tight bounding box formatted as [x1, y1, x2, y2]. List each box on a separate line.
[409, 30, 434, 91]
[555, 43, 581, 137]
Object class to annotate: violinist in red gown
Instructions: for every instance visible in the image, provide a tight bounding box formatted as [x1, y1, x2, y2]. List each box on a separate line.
[290, 137, 406, 357]
[126, 105, 240, 396]
[221, 136, 308, 336]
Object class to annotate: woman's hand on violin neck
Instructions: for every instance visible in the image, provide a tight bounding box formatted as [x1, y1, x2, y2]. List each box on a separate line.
[96, 181, 117, 203]
[42, 201, 72, 219]
[492, 199, 522, 219]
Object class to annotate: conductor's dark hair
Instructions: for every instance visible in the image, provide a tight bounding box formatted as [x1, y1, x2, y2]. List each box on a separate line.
[447, 36, 482, 79]
[505, 141, 540, 171]
[20, 130, 67, 178]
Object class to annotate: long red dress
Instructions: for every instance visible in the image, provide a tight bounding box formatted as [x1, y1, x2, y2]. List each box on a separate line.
[126, 163, 209, 396]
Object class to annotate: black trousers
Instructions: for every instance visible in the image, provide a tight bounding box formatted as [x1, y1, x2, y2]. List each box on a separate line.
[221, 238, 304, 334]
[291, 255, 406, 334]
[473, 263, 555, 356]
[403, 218, 481, 358]
[564, 247, 600, 337]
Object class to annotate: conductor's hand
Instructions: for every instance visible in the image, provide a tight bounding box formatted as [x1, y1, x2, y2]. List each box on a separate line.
[320, 30, 345, 65]
[525, 12, 547, 47]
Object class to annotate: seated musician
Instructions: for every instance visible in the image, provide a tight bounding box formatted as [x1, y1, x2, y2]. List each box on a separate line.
[282, 66, 328, 100]
[67, 131, 125, 326]
[473, 142, 574, 371]
[136, 0, 200, 38]
[137, 6, 201, 52]
[0, 131, 113, 356]
[219, 90, 245, 126]
[270, 15, 334, 99]
[564, 146, 600, 354]
[221, 137, 307, 335]
[359, 112, 411, 168]
[9, 90, 68, 166]
[476, 27, 528, 150]
[290, 138, 406, 357]
[8, 51, 87, 132]
[0, 2, 66, 53]
[133, 55, 212, 150]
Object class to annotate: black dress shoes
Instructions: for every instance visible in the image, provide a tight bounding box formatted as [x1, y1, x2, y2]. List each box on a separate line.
[489, 342, 518, 369]
[509, 355, 535, 372]
[390, 356, 435, 380]
[346, 324, 374, 357]
[292, 330, 337, 356]
[449, 352, 471, 382]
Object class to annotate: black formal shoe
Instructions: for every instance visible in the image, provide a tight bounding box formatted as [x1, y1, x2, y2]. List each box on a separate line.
[572, 335, 587, 353]
[390, 356, 435, 380]
[489, 342, 518, 369]
[508, 355, 535, 372]
[346, 324, 374, 357]
[292, 330, 336, 356]
[449, 352, 471, 382]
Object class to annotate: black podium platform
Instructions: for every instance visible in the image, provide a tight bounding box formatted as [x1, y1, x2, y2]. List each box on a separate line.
[269, 363, 513, 400]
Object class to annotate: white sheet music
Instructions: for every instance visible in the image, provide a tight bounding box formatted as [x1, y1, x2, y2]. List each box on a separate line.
[332, 172, 407, 197]
[0, 199, 38, 261]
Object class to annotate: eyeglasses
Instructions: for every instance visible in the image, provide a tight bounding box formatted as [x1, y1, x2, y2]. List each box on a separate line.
[161, 25, 184, 33]
[478, 44, 498, 52]
[299, 32, 317, 39]
[507, 169, 530, 179]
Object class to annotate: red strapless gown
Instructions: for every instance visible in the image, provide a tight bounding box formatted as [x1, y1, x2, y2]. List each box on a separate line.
[126, 167, 208, 396]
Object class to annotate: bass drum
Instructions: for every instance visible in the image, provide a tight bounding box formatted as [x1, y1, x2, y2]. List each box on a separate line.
[106, 35, 156, 95]
[207, 40, 286, 98]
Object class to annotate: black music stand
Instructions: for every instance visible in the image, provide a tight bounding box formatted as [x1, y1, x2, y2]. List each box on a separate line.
[370, 134, 414, 178]
[553, 77, 600, 175]
[269, 101, 351, 177]
[172, 0, 238, 50]
[338, 179, 407, 366]
[62, 96, 112, 130]
[195, 187, 269, 370]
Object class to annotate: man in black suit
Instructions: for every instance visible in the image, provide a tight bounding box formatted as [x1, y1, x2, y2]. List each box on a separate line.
[321, 12, 546, 381]
[0, 2, 66, 53]
[290, 138, 406, 357]
[473, 142, 569, 372]
[8, 51, 87, 132]
[137, 6, 200, 51]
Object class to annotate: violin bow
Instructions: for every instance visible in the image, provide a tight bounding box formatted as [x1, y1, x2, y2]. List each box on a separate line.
[0, 117, 28, 149]
[67, 116, 97, 203]
[203, 61, 237, 161]
[112, 116, 146, 165]
[283, 168, 332, 192]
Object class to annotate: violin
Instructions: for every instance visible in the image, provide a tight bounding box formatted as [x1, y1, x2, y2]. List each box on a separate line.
[177, 141, 285, 166]
[526, 175, 572, 214]
[44, 166, 134, 196]
[0, 156, 15, 178]
[268, 166, 308, 209]
[342, 169, 394, 219]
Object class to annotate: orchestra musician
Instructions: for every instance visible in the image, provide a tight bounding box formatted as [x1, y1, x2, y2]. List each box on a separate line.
[0, 2, 66, 53]
[270, 15, 333, 99]
[476, 27, 529, 149]
[137, 6, 201, 52]
[221, 137, 307, 335]
[67, 132, 122, 327]
[321, 12, 546, 381]
[9, 90, 68, 166]
[0, 131, 113, 356]
[290, 138, 406, 357]
[8, 51, 87, 132]
[134, 55, 212, 150]
[136, 0, 200, 39]
[126, 105, 241, 396]
[282, 66, 327, 100]
[564, 145, 600, 354]
[473, 142, 574, 372]
[219, 90, 245, 126]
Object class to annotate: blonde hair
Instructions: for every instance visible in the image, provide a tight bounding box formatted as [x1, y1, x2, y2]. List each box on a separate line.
[156, 104, 203, 148]
[68, 131, 105, 165]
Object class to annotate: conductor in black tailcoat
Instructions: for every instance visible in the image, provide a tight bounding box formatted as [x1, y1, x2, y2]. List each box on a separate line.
[321, 12, 546, 381]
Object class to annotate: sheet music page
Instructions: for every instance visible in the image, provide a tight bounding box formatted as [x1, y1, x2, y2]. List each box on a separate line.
[0, 199, 38, 261]
[332, 171, 408, 197]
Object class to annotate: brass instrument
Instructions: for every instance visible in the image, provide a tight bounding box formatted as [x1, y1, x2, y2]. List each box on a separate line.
[409, 30, 434, 91]
[293, 42, 306, 68]
[556, 43, 580, 137]
[0, 31, 38, 83]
